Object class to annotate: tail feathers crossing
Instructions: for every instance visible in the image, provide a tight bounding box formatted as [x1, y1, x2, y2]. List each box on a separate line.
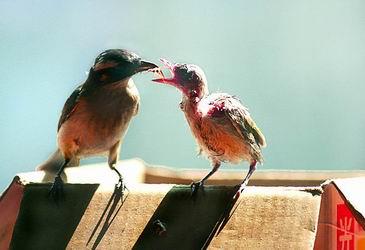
[36, 149, 79, 172]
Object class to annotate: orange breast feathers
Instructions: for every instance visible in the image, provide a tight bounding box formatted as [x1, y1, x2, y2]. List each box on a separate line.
[185, 107, 252, 164]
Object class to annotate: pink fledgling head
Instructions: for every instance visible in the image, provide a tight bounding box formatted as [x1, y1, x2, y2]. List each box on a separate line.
[152, 58, 208, 100]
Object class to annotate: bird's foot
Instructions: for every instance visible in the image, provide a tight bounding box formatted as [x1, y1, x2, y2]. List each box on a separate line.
[232, 183, 247, 201]
[49, 175, 64, 203]
[115, 177, 125, 190]
[115, 177, 128, 202]
[111, 167, 125, 191]
[190, 181, 204, 196]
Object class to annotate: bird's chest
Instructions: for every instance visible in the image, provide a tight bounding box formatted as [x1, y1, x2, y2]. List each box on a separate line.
[58, 83, 139, 156]
[87, 85, 138, 122]
[183, 102, 220, 151]
[185, 112, 224, 154]
[182, 100, 248, 163]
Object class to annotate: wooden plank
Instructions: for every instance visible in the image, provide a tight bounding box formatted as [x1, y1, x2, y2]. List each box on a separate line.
[0, 160, 337, 249]
[2, 181, 321, 249]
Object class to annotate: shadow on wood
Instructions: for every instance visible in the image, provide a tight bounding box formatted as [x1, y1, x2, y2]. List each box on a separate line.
[5, 162, 359, 249]
[133, 185, 237, 250]
[87, 184, 127, 250]
[10, 183, 99, 250]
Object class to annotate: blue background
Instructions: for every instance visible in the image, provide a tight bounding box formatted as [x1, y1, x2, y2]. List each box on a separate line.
[1, 0, 365, 192]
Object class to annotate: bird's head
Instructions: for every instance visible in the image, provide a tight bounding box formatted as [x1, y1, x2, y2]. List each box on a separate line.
[152, 59, 208, 101]
[90, 49, 159, 84]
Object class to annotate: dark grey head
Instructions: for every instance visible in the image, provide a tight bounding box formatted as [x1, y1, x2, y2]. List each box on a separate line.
[90, 49, 158, 84]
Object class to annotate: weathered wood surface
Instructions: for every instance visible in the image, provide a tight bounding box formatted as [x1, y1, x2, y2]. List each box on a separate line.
[1, 162, 322, 249]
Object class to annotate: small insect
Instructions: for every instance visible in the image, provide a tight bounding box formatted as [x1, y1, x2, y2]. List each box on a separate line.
[148, 67, 165, 79]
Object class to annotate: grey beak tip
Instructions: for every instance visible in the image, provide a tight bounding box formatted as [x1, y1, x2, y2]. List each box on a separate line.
[140, 60, 158, 69]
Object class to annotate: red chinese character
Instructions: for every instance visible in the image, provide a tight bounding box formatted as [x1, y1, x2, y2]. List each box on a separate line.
[337, 203, 354, 250]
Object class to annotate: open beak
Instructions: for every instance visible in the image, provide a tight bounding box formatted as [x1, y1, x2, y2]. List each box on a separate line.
[152, 58, 176, 84]
[152, 78, 175, 83]
[152, 58, 189, 95]
[135, 60, 159, 73]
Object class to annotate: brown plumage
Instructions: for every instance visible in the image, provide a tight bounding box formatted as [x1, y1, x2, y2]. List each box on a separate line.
[153, 59, 266, 195]
[37, 49, 159, 201]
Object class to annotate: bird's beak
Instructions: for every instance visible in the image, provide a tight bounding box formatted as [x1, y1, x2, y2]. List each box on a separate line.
[152, 58, 176, 85]
[135, 60, 159, 73]
[152, 78, 175, 84]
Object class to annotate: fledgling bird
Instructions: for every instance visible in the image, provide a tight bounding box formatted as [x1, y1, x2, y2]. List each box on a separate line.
[36, 49, 160, 200]
[153, 59, 266, 196]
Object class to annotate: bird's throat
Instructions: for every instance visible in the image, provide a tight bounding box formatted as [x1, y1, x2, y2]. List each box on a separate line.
[181, 96, 201, 116]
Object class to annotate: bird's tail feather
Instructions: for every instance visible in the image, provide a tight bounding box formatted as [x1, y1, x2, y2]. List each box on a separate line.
[36, 149, 79, 172]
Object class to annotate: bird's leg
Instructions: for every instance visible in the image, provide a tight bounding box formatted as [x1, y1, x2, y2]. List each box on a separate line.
[49, 158, 70, 202]
[111, 165, 124, 189]
[108, 141, 125, 190]
[233, 161, 257, 200]
[191, 162, 221, 195]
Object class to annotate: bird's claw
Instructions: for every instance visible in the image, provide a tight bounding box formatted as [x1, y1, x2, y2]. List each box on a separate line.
[115, 178, 128, 202]
[232, 183, 247, 201]
[232, 190, 241, 201]
[49, 175, 64, 203]
[190, 181, 204, 196]
[115, 178, 125, 190]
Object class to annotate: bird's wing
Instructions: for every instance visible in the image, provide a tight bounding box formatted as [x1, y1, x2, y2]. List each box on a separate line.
[243, 115, 266, 148]
[207, 93, 266, 162]
[57, 84, 84, 131]
[224, 96, 266, 148]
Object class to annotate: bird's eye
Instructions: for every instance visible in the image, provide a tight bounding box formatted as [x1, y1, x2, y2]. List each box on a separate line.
[191, 73, 199, 82]
[185, 71, 198, 82]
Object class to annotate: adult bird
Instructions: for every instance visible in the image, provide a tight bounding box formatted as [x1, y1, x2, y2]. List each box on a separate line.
[36, 49, 160, 200]
[153, 59, 266, 196]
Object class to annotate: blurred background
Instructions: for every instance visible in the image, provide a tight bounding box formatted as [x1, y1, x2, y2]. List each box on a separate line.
[1, 0, 365, 192]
